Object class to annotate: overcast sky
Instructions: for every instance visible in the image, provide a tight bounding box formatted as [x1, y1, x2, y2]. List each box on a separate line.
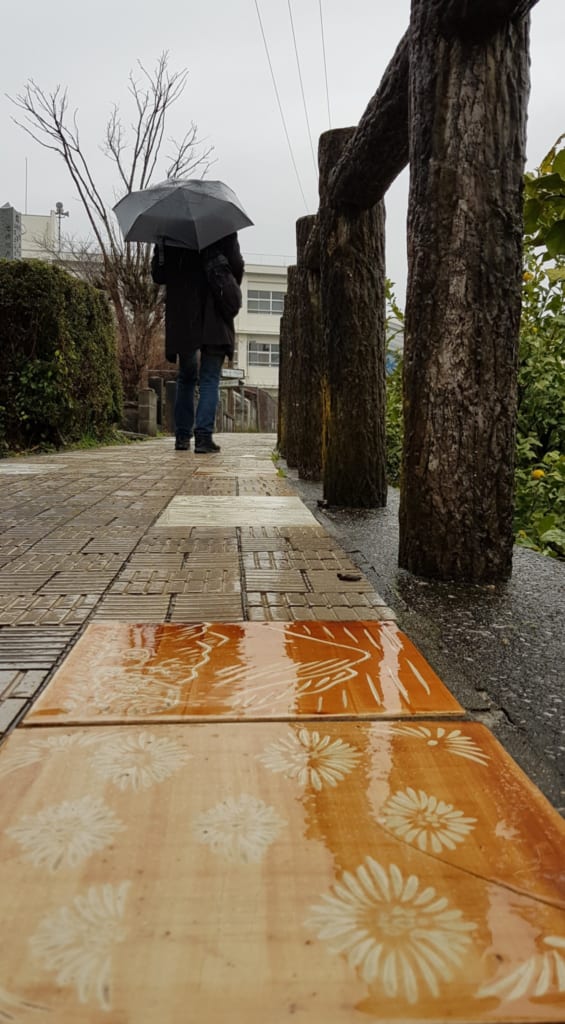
[2, 0, 563, 301]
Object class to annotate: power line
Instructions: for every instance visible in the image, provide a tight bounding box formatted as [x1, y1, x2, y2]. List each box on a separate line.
[319, 0, 332, 129]
[287, 0, 318, 178]
[254, 0, 309, 212]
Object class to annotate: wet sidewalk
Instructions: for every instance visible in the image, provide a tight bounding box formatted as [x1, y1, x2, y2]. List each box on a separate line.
[0, 434, 563, 1022]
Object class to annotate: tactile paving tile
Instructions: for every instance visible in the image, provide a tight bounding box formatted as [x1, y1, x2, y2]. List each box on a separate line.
[23, 620, 463, 724]
[0, 721, 563, 1022]
[0, 627, 77, 670]
[194, 463, 276, 477]
[154, 496, 318, 528]
[0, 463, 64, 475]
[38, 573, 115, 594]
[0, 575, 52, 593]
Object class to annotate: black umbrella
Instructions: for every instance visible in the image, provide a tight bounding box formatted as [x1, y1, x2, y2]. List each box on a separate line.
[113, 178, 253, 250]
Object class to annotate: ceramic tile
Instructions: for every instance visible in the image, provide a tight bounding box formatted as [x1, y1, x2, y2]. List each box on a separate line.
[24, 621, 463, 724]
[154, 496, 318, 528]
[0, 721, 563, 1022]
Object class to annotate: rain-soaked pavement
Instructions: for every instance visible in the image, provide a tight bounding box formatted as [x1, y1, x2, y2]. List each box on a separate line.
[291, 476, 565, 814]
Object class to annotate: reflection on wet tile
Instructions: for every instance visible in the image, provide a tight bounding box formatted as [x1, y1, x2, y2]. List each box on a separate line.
[24, 621, 463, 724]
[0, 721, 563, 1022]
[154, 496, 318, 528]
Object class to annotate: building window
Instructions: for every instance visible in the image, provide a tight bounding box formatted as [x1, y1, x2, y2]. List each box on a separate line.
[247, 289, 285, 315]
[248, 340, 280, 367]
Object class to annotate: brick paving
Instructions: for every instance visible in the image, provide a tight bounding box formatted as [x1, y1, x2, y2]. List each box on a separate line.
[0, 434, 393, 739]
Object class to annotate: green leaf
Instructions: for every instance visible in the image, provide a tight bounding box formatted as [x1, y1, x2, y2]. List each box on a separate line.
[530, 172, 564, 195]
[546, 266, 565, 283]
[536, 514, 557, 535]
[553, 149, 565, 181]
[539, 527, 565, 553]
[523, 197, 542, 234]
[545, 220, 565, 258]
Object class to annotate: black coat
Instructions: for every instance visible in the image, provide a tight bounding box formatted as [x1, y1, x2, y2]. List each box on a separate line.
[151, 233, 244, 362]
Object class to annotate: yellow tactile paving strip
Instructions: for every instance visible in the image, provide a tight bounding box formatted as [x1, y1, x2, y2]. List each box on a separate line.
[0, 721, 563, 1022]
[23, 620, 463, 724]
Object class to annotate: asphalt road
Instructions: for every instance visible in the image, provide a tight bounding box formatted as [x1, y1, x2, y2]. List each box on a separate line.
[292, 476, 565, 814]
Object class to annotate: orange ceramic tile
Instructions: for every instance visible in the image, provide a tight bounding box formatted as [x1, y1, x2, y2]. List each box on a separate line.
[23, 620, 463, 724]
[0, 721, 563, 1022]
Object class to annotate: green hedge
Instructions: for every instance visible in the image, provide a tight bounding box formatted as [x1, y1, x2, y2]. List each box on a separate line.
[0, 260, 122, 453]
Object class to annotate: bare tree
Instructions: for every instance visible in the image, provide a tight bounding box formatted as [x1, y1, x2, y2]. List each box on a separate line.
[10, 53, 214, 397]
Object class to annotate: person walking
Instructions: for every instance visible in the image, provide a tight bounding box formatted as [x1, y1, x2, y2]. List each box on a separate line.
[151, 233, 244, 453]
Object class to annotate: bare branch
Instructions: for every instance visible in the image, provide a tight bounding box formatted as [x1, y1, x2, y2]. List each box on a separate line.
[9, 52, 211, 396]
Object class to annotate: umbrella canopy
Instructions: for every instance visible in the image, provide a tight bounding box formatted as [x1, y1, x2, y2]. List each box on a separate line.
[113, 178, 253, 250]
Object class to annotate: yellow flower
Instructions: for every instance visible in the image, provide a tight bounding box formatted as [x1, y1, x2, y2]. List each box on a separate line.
[532, 469, 545, 479]
[523, 271, 534, 282]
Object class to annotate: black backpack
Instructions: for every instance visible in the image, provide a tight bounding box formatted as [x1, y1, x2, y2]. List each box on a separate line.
[203, 252, 242, 324]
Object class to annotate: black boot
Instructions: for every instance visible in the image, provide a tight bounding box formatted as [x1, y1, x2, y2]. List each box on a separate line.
[175, 432, 192, 451]
[194, 430, 221, 453]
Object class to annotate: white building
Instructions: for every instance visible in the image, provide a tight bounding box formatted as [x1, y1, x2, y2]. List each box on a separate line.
[20, 212, 57, 259]
[233, 262, 287, 395]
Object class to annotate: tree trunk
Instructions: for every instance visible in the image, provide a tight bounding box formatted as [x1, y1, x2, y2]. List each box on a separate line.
[280, 266, 300, 468]
[328, 32, 410, 209]
[295, 216, 324, 481]
[440, 0, 540, 41]
[319, 128, 387, 508]
[399, 1, 530, 581]
[277, 307, 288, 456]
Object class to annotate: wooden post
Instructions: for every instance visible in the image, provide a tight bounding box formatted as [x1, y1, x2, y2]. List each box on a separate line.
[319, 128, 387, 508]
[328, 31, 410, 209]
[279, 266, 300, 468]
[399, 2, 531, 581]
[294, 215, 324, 480]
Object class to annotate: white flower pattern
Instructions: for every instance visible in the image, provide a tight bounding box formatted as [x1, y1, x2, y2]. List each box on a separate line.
[477, 935, 565, 1002]
[0, 733, 100, 778]
[30, 882, 130, 1012]
[388, 725, 490, 765]
[378, 788, 477, 852]
[193, 794, 286, 863]
[0, 985, 50, 1017]
[88, 731, 191, 791]
[5, 796, 124, 871]
[257, 729, 362, 791]
[307, 858, 476, 1004]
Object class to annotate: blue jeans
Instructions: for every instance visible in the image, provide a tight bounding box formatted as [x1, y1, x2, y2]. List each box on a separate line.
[175, 350, 224, 437]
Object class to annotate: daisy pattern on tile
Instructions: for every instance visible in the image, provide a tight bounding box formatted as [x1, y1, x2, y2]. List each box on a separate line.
[378, 788, 477, 853]
[257, 729, 362, 791]
[388, 725, 490, 766]
[0, 732, 99, 778]
[477, 935, 565, 1002]
[306, 858, 476, 1004]
[29, 881, 130, 1012]
[5, 796, 124, 871]
[193, 794, 286, 863]
[88, 731, 191, 791]
[0, 985, 50, 1017]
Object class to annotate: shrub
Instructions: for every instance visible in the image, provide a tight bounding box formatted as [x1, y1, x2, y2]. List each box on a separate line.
[514, 136, 565, 559]
[0, 260, 122, 453]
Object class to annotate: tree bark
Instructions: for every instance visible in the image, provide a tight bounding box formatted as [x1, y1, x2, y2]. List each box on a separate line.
[294, 216, 324, 480]
[277, 305, 288, 456]
[319, 128, 387, 508]
[328, 32, 410, 210]
[440, 0, 540, 41]
[399, 1, 530, 581]
[279, 266, 300, 468]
